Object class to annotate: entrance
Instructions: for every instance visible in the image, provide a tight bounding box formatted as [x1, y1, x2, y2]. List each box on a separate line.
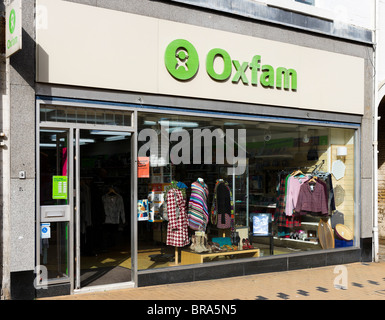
[76, 129, 132, 289]
[37, 103, 136, 293]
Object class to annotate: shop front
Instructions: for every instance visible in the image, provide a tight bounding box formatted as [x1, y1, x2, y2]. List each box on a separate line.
[34, 0, 367, 297]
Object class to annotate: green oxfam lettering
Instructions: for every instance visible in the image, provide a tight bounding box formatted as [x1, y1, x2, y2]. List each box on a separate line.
[164, 39, 297, 91]
[206, 48, 232, 81]
[9, 9, 16, 34]
[165, 39, 199, 81]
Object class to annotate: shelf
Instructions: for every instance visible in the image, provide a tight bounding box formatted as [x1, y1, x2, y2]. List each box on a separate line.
[301, 222, 318, 226]
[254, 155, 294, 159]
[250, 204, 277, 208]
[273, 236, 319, 245]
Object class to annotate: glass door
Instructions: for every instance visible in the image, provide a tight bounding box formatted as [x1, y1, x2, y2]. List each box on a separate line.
[38, 129, 73, 285]
[37, 101, 137, 293]
[74, 129, 133, 290]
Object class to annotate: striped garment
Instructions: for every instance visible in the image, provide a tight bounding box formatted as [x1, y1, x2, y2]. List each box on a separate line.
[188, 180, 209, 231]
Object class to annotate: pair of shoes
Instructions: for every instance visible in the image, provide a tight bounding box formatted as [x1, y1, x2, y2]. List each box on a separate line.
[242, 238, 253, 250]
[223, 245, 234, 251]
[190, 232, 210, 253]
[208, 242, 222, 253]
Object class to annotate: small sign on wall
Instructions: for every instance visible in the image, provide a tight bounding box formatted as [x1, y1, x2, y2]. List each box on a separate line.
[6, 0, 22, 58]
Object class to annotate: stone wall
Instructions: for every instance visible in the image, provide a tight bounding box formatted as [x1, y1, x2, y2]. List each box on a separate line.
[378, 98, 385, 239]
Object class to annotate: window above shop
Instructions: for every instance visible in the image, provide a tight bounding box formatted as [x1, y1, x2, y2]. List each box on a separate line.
[295, 0, 314, 5]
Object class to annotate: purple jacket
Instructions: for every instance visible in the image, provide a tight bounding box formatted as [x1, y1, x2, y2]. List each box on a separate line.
[294, 181, 328, 216]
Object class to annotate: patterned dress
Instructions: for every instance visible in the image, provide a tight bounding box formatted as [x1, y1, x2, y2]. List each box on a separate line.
[188, 180, 209, 231]
[166, 188, 189, 247]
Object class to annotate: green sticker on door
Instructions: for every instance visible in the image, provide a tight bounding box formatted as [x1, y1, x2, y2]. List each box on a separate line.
[52, 176, 68, 200]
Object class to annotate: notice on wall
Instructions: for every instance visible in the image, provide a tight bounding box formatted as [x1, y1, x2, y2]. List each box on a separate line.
[52, 176, 68, 200]
[138, 157, 150, 178]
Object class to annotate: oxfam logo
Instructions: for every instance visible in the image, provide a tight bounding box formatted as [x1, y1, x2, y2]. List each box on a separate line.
[9, 9, 16, 34]
[164, 39, 199, 81]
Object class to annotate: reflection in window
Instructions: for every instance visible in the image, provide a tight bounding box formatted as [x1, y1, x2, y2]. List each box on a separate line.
[136, 112, 356, 269]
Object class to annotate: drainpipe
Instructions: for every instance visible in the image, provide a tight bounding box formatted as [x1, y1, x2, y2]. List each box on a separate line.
[373, 0, 379, 263]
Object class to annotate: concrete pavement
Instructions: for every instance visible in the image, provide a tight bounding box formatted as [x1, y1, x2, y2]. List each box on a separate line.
[42, 260, 385, 301]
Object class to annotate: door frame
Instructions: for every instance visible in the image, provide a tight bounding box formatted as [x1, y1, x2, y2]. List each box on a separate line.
[36, 98, 138, 294]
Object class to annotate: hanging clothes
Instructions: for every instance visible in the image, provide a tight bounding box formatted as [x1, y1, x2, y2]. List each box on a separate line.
[166, 188, 189, 247]
[80, 181, 92, 233]
[274, 172, 301, 228]
[210, 179, 234, 229]
[294, 179, 328, 216]
[314, 172, 336, 213]
[102, 192, 125, 224]
[188, 179, 209, 231]
[285, 175, 309, 216]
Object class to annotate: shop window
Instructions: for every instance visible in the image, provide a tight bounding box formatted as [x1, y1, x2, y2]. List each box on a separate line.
[137, 112, 356, 269]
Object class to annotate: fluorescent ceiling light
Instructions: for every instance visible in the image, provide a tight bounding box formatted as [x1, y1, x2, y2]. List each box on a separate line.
[40, 129, 66, 133]
[40, 143, 57, 148]
[158, 120, 199, 128]
[143, 121, 157, 125]
[104, 135, 129, 142]
[91, 130, 131, 136]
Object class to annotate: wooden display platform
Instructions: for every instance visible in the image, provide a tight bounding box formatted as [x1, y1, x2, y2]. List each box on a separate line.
[181, 248, 260, 265]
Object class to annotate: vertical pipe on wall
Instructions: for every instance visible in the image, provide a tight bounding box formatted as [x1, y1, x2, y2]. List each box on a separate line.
[373, 0, 380, 263]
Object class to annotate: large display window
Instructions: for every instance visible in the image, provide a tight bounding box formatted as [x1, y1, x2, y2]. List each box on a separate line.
[136, 111, 357, 269]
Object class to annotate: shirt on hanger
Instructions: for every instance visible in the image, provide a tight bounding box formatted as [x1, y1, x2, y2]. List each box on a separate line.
[295, 181, 328, 216]
[102, 193, 126, 224]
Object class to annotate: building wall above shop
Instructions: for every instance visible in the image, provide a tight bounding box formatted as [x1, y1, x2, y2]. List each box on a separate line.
[168, 0, 373, 44]
[37, 0, 365, 115]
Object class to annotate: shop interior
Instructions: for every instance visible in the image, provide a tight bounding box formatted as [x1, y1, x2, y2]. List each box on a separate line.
[136, 112, 356, 268]
[39, 110, 356, 285]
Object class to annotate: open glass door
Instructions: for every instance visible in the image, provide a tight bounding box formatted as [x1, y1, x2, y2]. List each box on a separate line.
[74, 129, 133, 290]
[38, 101, 137, 293]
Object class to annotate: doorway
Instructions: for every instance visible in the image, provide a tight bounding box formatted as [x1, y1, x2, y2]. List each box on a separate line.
[38, 121, 136, 293]
[75, 129, 132, 289]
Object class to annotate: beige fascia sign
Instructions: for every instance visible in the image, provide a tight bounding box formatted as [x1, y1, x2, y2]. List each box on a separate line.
[6, 0, 22, 58]
[36, 0, 365, 115]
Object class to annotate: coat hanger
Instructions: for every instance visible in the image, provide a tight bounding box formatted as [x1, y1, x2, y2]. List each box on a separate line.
[308, 176, 318, 184]
[107, 186, 118, 195]
[291, 169, 304, 177]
